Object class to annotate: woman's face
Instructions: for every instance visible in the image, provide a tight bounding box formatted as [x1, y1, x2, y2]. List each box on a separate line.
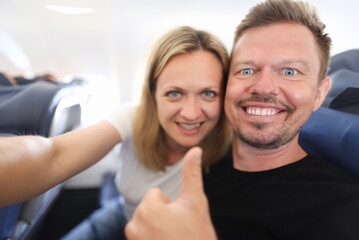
[155, 50, 223, 152]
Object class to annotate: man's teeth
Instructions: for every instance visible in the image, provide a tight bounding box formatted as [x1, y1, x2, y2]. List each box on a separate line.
[246, 107, 277, 116]
[180, 123, 200, 129]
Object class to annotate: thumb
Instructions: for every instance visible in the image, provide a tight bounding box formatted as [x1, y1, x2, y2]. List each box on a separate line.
[179, 146, 204, 200]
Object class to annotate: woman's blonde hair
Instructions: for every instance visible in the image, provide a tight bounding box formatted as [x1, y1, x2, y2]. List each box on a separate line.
[133, 26, 232, 171]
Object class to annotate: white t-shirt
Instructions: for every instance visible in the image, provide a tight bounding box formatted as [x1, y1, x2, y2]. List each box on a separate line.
[113, 103, 183, 220]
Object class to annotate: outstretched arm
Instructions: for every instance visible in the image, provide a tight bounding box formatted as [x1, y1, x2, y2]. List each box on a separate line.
[0, 120, 121, 207]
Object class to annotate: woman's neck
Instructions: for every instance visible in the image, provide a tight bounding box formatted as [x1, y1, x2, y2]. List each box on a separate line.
[166, 151, 186, 166]
[165, 137, 189, 166]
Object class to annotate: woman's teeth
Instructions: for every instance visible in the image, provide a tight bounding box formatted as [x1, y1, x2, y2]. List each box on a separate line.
[180, 123, 200, 129]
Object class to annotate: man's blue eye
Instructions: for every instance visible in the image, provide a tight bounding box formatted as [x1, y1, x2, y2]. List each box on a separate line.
[241, 68, 253, 75]
[283, 68, 298, 76]
[202, 91, 215, 98]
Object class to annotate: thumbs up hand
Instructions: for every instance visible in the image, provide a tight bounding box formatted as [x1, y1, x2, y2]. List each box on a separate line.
[125, 147, 217, 240]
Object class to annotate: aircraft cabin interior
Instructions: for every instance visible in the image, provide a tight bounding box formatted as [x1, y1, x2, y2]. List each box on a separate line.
[0, 0, 359, 239]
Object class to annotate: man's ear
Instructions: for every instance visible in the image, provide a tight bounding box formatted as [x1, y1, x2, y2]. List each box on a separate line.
[313, 76, 331, 112]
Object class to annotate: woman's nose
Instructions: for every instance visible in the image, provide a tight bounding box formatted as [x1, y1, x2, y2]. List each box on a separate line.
[180, 97, 202, 120]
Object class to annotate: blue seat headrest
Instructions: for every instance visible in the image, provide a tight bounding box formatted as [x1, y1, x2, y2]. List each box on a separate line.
[328, 49, 359, 75]
[300, 107, 359, 177]
[323, 69, 359, 115]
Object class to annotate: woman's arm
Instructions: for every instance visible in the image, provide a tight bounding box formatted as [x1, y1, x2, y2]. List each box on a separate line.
[0, 120, 121, 207]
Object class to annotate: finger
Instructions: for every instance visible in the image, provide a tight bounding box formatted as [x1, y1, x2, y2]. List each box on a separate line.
[125, 220, 138, 240]
[134, 188, 171, 224]
[126, 188, 170, 239]
[179, 146, 204, 200]
[143, 187, 171, 205]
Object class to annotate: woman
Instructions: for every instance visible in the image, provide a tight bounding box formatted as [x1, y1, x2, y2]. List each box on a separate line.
[0, 26, 232, 239]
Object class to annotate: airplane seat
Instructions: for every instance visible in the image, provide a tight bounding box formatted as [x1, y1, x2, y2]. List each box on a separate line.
[0, 79, 90, 240]
[0, 203, 22, 240]
[0, 73, 12, 86]
[12, 77, 37, 86]
[99, 172, 120, 207]
[322, 69, 359, 115]
[328, 48, 359, 75]
[0, 80, 86, 137]
[299, 107, 359, 177]
[300, 48, 359, 177]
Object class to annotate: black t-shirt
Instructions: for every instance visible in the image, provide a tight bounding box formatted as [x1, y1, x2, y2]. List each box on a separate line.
[203, 148, 359, 240]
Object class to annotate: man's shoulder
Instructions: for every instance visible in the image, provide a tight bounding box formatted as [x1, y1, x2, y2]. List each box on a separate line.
[305, 154, 359, 184]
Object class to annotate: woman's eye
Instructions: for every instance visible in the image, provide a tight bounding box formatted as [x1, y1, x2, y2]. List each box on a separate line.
[240, 68, 254, 75]
[167, 91, 181, 98]
[283, 68, 298, 76]
[202, 91, 216, 98]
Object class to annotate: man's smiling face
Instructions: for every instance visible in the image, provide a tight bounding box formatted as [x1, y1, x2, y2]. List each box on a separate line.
[225, 23, 329, 149]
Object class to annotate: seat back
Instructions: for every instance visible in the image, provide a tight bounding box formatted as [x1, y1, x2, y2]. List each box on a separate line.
[0, 73, 13, 86]
[322, 69, 359, 115]
[300, 107, 359, 177]
[0, 204, 22, 240]
[0, 81, 83, 136]
[328, 49, 359, 75]
[0, 80, 89, 240]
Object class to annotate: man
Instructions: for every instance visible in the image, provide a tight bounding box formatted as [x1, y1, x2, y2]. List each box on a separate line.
[125, 0, 359, 239]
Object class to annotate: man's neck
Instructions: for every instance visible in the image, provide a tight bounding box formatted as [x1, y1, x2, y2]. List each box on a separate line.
[232, 136, 307, 172]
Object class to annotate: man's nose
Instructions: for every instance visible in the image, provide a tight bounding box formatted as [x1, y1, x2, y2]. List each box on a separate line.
[250, 69, 279, 95]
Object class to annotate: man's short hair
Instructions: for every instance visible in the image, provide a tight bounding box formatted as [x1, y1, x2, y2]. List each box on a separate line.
[232, 0, 332, 80]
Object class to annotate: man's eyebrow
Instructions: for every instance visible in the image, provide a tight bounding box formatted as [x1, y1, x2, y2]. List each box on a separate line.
[275, 58, 312, 69]
[230, 58, 313, 70]
[230, 60, 254, 68]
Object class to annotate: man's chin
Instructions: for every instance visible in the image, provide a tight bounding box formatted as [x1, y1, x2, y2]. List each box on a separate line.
[236, 132, 295, 150]
[242, 139, 281, 149]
